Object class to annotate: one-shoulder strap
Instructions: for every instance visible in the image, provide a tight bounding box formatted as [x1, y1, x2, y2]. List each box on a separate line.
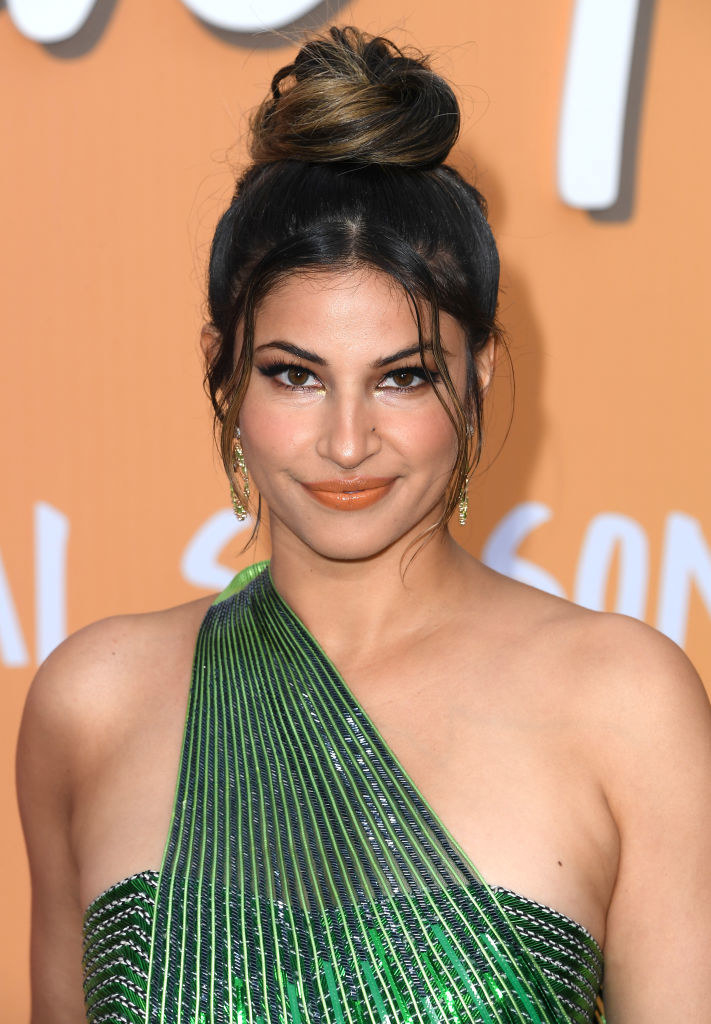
[145, 565, 572, 1024]
[212, 559, 270, 606]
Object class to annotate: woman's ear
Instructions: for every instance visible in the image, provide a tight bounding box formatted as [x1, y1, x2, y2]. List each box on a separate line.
[476, 336, 498, 394]
[200, 323, 222, 364]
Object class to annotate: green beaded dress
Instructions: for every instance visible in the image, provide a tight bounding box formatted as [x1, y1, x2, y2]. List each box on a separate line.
[82, 563, 605, 1024]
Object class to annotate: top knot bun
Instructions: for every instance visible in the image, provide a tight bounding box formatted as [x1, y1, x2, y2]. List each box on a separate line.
[249, 26, 460, 170]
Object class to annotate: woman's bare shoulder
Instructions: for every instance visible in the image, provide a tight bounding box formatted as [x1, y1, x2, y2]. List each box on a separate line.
[486, 565, 703, 692]
[480, 565, 709, 738]
[547, 592, 706, 715]
[504, 570, 709, 780]
[546, 607, 711, 1011]
[18, 593, 216, 783]
[487, 578, 711, 1009]
[560, 604, 711, 796]
[15, 595, 218, 1022]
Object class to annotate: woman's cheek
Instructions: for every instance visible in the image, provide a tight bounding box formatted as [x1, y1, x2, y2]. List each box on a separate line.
[243, 402, 315, 464]
[387, 403, 456, 461]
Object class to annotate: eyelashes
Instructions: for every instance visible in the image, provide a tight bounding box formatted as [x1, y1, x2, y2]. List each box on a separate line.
[256, 359, 441, 393]
[257, 361, 321, 390]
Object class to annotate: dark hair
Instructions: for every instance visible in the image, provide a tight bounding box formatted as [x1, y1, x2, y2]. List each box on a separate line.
[204, 25, 503, 547]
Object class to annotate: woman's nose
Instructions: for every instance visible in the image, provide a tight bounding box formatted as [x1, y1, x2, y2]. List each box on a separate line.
[315, 395, 381, 469]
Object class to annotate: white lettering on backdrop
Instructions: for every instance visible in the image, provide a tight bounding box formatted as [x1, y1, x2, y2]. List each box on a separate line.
[574, 512, 649, 618]
[181, 0, 323, 32]
[0, 502, 69, 667]
[0, 554, 28, 667]
[6, 0, 322, 42]
[181, 508, 253, 591]
[1, 502, 709, 666]
[5, 0, 644, 211]
[481, 502, 565, 597]
[658, 513, 711, 646]
[557, 0, 641, 209]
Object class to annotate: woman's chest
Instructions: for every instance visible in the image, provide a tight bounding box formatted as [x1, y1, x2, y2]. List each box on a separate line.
[330, 642, 618, 949]
[77, 628, 617, 951]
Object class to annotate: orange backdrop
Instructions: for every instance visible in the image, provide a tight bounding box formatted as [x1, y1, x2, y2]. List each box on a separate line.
[2, 0, 710, 1014]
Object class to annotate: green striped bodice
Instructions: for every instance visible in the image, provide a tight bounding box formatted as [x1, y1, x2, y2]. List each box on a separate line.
[83, 872, 603, 1023]
[82, 563, 605, 1023]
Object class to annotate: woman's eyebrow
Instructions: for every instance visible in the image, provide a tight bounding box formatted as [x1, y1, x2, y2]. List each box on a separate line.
[372, 344, 440, 367]
[255, 340, 448, 367]
[255, 340, 328, 365]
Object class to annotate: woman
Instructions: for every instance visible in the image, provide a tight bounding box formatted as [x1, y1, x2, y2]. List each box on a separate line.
[17, 25, 711, 1024]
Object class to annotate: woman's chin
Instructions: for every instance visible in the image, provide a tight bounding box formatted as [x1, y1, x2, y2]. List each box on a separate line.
[270, 514, 438, 564]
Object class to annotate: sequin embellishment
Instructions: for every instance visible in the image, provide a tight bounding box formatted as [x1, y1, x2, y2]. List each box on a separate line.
[82, 564, 605, 1023]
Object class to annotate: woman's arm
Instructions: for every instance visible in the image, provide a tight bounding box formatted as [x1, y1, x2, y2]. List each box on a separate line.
[16, 628, 110, 1024]
[16, 600, 204, 1023]
[596, 619, 711, 1020]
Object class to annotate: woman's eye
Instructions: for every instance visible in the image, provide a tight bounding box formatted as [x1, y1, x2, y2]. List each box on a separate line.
[389, 370, 418, 388]
[258, 361, 437, 392]
[257, 362, 323, 390]
[284, 366, 312, 387]
[381, 367, 435, 390]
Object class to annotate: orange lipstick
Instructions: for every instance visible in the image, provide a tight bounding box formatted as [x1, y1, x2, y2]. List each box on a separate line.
[302, 477, 395, 511]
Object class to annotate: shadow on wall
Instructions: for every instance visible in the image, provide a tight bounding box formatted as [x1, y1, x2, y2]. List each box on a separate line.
[43, 0, 120, 58]
[454, 149, 547, 540]
[479, 261, 547, 540]
[591, 0, 658, 224]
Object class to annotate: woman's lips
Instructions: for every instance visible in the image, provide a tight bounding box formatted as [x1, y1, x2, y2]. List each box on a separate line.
[302, 477, 396, 511]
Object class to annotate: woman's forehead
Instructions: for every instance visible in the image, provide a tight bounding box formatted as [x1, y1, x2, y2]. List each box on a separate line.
[259, 266, 404, 308]
[253, 268, 465, 348]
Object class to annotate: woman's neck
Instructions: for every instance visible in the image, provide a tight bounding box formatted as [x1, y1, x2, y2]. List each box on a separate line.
[267, 521, 482, 669]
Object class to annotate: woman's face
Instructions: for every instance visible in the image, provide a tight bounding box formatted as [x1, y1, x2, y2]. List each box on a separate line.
[237, 267, 473, 562]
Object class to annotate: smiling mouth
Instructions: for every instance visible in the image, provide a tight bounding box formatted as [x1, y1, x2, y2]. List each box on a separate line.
[302, 477, 396, 511]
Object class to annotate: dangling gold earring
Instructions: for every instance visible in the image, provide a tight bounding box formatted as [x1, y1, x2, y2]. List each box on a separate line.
[230, 428, 250, 521]
[458, 476, 469, 527]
